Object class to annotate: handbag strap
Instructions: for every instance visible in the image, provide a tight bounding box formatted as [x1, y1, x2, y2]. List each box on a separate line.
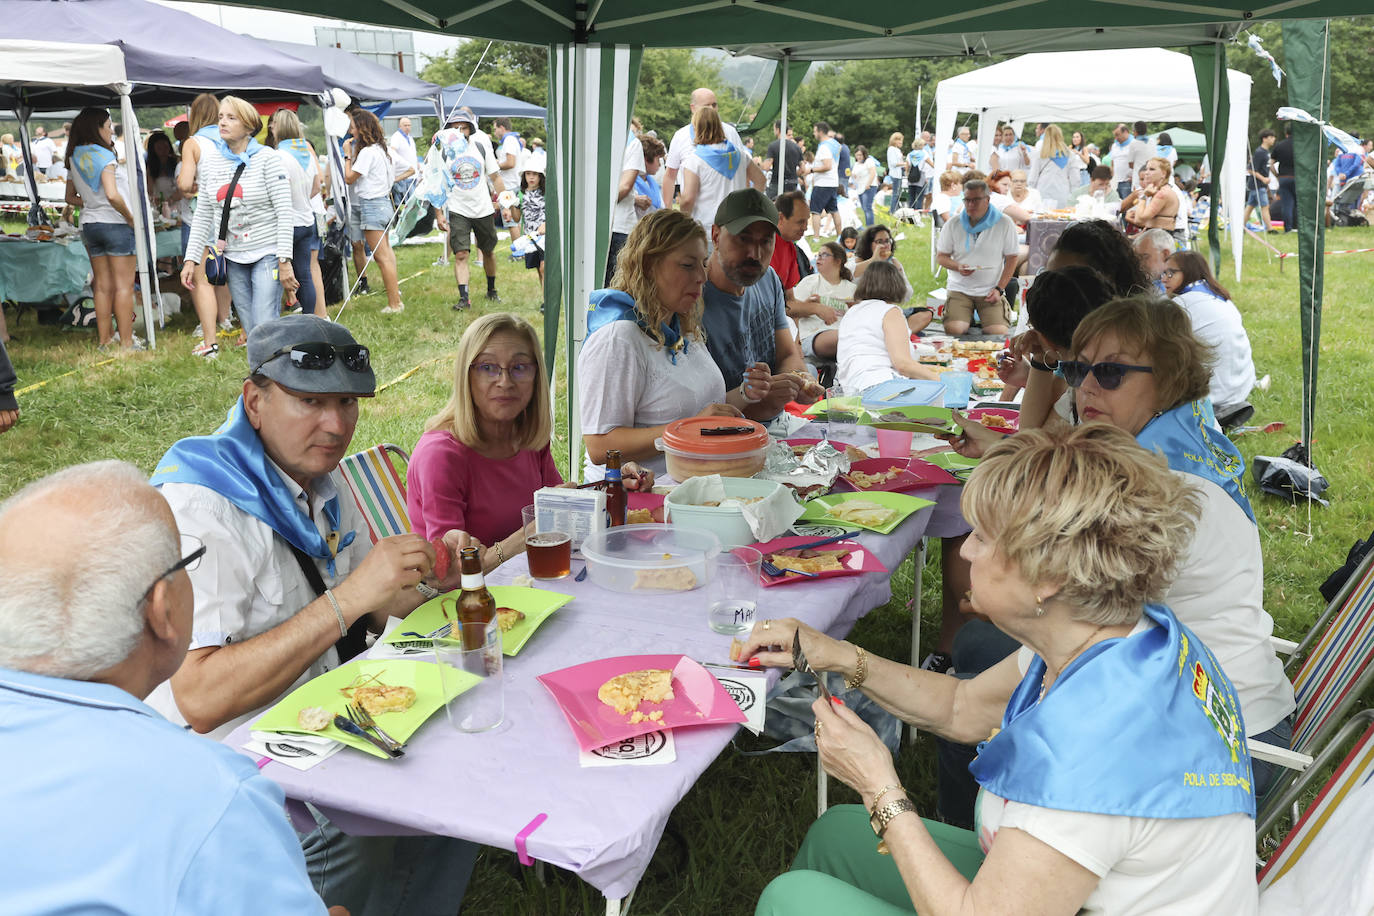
[285, 538, 370, 664]
[216, 162, 247, 246]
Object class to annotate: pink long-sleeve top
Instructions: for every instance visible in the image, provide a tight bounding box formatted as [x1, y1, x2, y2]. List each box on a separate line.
[406, 429, 563, 545]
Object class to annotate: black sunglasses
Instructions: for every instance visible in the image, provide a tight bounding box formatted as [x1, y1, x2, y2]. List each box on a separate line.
[1058, 360, 1154, 390]
[252, 342, 371, 377]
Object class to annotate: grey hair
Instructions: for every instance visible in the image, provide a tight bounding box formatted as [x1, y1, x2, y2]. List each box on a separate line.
[0, 461, 178, 679]
[1135, 228, 1175, 254]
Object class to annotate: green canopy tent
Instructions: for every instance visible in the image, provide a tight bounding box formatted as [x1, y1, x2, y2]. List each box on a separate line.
[191, 0, 1337, 481]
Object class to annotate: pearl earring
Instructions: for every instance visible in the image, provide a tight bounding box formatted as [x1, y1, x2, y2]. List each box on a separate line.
[1035, 595, 1045, 617]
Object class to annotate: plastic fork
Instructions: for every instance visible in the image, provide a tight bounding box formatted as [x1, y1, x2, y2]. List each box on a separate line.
[760, 557, 820, 578]
[346, 703, 404, 753]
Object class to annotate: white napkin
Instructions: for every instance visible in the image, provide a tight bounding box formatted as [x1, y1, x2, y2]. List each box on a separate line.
[244, 731, 345, 771]
[670, 475, 804, 542]
[765, 411, 810, 437]
[702, 667, 768, 735]
[579, 730, 677, 767]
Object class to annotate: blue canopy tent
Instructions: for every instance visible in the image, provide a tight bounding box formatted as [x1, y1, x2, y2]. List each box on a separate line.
[259, 38, 441, 106]
[384, 83, 546, 120]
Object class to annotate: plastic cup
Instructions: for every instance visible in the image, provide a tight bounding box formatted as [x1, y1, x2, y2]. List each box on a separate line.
[435, 622, 504, 733]
[875, 428, 915, 458]
[942, 371, 974, 408]
[522, 504, 571, 580]
[707, 547, 762, 635]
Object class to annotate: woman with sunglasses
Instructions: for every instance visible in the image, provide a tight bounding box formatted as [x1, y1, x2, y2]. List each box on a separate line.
[1162, 250, 1256, 425]
[407, 313, 652, 573]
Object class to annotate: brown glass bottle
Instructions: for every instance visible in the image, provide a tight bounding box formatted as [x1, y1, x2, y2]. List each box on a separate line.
[457, 546, 496, 649]
[603, 449, 627, 527]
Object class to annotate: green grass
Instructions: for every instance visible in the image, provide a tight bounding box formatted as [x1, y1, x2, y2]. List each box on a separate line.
[2, 211, 1371, 914]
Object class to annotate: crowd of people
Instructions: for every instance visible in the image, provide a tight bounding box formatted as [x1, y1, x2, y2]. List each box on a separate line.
[0, 84, 1313, 916]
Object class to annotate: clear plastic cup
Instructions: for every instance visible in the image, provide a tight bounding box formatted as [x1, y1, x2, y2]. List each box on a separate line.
[435, 621, 504, 733]
[706, 547, 762, 635]
[942, 371, 974, 408]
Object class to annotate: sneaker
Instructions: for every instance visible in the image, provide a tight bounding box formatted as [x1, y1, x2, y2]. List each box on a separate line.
[432, 254, 449, 267]
[128, 335, 147, 351]
[192, 325, 204, 339]
[218, 317, 236, 333]
[357, 277, 372, 295]
[191, 340, 220, 360]
[485, 289, 501, 302]
[452, 297, 471, 311]
[920, 652, 953, 674]
[381, 302, 405, 315]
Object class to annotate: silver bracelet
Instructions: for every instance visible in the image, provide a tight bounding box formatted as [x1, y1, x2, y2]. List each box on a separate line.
[324, 588, 348, 638]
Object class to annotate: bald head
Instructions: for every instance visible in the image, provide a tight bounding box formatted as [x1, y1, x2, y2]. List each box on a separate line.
[689, 88, 718, 113]
[0, 462, 181, 682]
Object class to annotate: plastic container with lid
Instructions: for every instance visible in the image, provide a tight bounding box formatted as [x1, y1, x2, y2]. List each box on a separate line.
[579, 523, 721, 594]
[664, 477, 786, 548]
[859, 379, 947, 410]
[654, 417, 771, 481]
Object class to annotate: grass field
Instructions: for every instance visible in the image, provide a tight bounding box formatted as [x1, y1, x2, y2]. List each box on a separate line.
[2, 210, 1371, 913]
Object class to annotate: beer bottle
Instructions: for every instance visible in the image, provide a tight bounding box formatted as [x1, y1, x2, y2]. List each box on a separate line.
[457, 546, 496, 649]
[604, 449, 627, 527]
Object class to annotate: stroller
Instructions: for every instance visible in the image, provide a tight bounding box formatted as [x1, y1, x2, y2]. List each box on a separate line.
[1328, 174, 1373, 226]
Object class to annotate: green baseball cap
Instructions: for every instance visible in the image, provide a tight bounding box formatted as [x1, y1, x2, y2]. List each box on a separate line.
[713, 188, 779, 235]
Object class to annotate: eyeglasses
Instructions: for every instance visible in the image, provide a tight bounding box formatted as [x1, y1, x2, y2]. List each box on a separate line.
[252, 342, 371, 377]
[470, 361, 537, 382]
[1161, 268, 1182, 278]
[147, 534, 205, 594]
[1057, 360, 1154, 390]
[963, 195, 988, 203]
[873, 238, 893, 246]
[815, 251, 835, 260]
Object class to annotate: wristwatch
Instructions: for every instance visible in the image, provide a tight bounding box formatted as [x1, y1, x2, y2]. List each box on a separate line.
[995, 285, 1007, 297]
[869, 797, 918, 854]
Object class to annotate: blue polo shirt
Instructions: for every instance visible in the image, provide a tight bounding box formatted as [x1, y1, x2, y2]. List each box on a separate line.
[0, 666, 326, 915]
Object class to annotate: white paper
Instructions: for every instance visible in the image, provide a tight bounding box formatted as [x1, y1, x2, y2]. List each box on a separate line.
[579, 730, 677, 767]
[702, 667, 768, 735]
[369, 615, 438, 659]
[244, 731, 345, 771]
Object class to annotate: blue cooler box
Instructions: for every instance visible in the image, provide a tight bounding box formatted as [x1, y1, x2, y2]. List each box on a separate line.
[860, 379, 947, 410]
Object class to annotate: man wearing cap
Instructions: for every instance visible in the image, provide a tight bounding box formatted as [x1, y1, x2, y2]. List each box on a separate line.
[432, 110, 504, 310]
[702, 189, 823, 418]
[147, 315, 477, 913]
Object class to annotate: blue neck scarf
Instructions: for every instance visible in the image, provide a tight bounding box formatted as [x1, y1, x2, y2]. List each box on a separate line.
[586, 289, 689, 364]
[279, 138, 315, 176]
[151, 398, 356, 575]
[1137, 400, 1256, 522]
[694, 141, 742, 180]
[215, 135, 265, 169]
[634, 173, 663, 210]
[958, 203, 1003, 252]
[71, 144, 116, 190]
[1181, 279, 1226, 301]
[1050, 152, 1070, 168]
[1112, 138, 1131, 154]
[971, 604, 1255, 819]
[1156, 144, 1176, 159]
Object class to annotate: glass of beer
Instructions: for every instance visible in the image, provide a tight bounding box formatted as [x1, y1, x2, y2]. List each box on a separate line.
[522, 505, 572, 580]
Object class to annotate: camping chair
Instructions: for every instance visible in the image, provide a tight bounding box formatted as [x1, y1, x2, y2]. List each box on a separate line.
[1251, 544, 1374, 828]
[1256, 708, 1374, 896]
[338, 444, 412, 542]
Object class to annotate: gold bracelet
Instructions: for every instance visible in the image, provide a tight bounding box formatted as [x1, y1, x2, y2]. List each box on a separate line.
[494, 541, 506, 566]
[869, 784, 905, 811]
[845, 644, 869, 690]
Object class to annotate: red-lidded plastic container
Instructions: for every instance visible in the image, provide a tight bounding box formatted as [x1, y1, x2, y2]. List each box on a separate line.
[655, 417, 771, 481]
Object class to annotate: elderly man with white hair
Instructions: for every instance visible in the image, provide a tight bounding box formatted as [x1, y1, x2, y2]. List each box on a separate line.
[1133, 228, 1175, 292]
[0, 461, 340, 914]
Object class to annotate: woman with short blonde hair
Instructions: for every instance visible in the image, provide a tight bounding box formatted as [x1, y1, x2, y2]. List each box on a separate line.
[1026, 125, 1084, 208]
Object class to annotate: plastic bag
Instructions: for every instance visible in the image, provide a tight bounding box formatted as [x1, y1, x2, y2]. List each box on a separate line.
[1252, 453, 1330, 506]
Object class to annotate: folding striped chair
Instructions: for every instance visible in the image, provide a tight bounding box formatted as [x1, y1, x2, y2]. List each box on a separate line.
[338, 444, 412, 542]
[1251, 546, 1374, 826]
[1257, 708, 1374, 886]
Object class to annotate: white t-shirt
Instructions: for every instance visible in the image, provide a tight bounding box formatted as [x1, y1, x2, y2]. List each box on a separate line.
[682, 144, 749, 233]
[388, 129, 418, 177]
[147, 467, 371, 740]
[793, 273, 856, 343]
[435, 128, 499, 218]
[69, 149, 129, 225]
[273, 149, 315, 228]
[850, 158, 877, 193]
[1173, 289, 1256, 411]
[350, 144, 392, 201]
[31, 136, 56, 169]
[937, 212, 1019, 296]
[577, 319, 727, 480]
[886, 145, 905, 182]
[612, 136, 647, 235]
[495, 131, 524, 199]
[665, 122, 746, 173]
[837, 299, 906, 393]
[812, 140, 839, 188]
[932, 190, 962, 220]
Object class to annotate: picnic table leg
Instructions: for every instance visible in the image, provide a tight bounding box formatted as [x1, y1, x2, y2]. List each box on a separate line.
[817, 752, 829, 818]
[906, 538, 927, 746]
[605, 885, 637, 916]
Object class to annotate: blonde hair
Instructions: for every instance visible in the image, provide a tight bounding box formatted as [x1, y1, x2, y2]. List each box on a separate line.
[187, 93, 219, 134]
[889, 132, 905, 147]
[219, 96, 262, 138]
[1070, 296, 1212, 410]
[1039, 124, 1070, 160]
[268, 109, 305, 143]
[963, 424, 1201, 625]
[691, 106, 726, 146]
[610, 209, 709, 346]
[1145, 156, 1173, 182]
[423, 313, 551, 452]
[939, 169, 963, 192]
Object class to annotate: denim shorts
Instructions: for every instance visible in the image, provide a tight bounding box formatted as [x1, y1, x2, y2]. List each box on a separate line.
[348, 196, 394, 241]
[1247, 187, 1270, 208]
[83, 221, 136, 258]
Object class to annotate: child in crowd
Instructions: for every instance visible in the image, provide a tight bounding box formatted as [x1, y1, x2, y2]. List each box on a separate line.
[838, 226, 859, 273]
[520, 164, 547, 291]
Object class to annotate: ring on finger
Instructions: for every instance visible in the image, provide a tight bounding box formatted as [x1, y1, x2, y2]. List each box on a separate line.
[814, 721, 822, 738]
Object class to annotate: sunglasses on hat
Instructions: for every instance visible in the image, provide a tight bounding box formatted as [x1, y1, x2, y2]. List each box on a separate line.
[252, 342, 371, 377]
[1057, 360, 1153, 390]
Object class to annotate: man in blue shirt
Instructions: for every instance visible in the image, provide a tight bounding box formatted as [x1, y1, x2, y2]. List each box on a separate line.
[0, 460, 339, 916]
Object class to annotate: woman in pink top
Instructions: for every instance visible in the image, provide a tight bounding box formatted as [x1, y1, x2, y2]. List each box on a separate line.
[408, 313, 651, 573]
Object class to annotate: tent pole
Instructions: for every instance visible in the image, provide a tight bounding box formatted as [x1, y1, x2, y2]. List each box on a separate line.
[120, 90, 159, 349]
[14, 104, 45, 226]
[776, 53, 790, 198]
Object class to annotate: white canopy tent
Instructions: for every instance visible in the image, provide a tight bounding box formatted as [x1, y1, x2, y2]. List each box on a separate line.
[1, 39, 162, 344]
[932, 47, 1252, 278]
